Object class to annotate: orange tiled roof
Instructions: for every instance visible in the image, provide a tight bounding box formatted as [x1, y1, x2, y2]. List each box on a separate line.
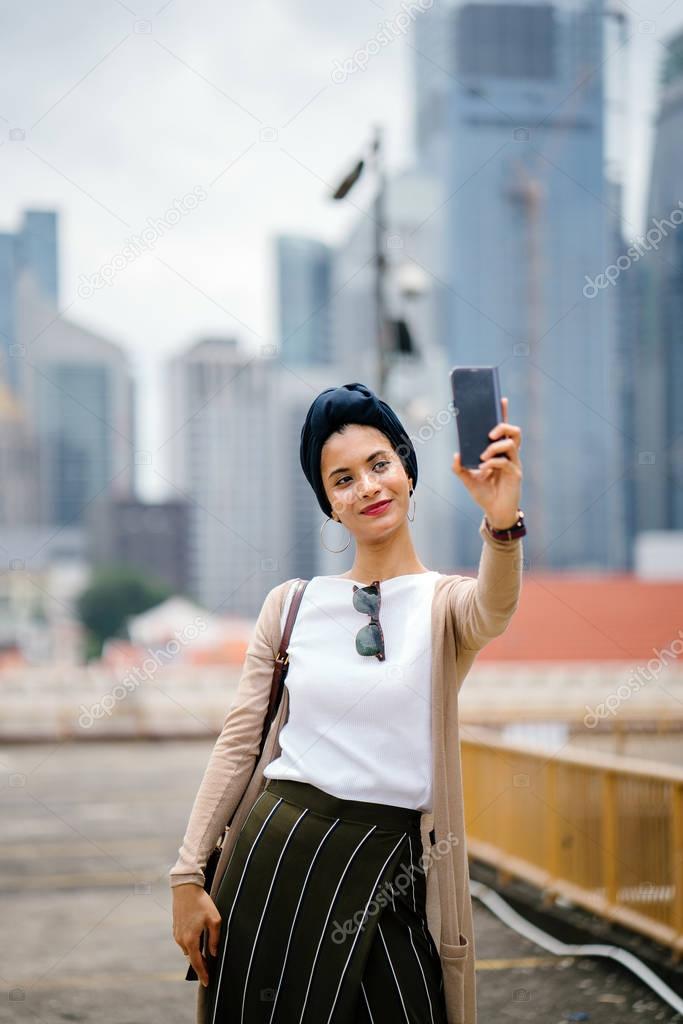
[465, 572, 683, 661]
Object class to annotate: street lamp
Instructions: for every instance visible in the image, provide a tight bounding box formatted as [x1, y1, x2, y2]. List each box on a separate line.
[329, 124, 390, 395]
[331, 160, 364, 200]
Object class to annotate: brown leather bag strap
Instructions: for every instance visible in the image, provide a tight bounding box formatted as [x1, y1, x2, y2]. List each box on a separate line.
[259, 578, 309, 755]
[184, 578, 311, 983]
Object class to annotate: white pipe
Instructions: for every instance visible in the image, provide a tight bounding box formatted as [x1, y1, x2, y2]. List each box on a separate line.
[469, 880, 683, 1015]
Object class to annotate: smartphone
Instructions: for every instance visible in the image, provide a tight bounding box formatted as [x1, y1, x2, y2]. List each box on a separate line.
[449, 365, 506, 470]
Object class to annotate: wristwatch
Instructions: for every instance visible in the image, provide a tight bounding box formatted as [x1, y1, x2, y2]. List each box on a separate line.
[484, 508, 525, 541]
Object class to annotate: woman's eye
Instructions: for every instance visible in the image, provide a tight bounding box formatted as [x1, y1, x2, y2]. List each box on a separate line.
[335, 461, 389, 486]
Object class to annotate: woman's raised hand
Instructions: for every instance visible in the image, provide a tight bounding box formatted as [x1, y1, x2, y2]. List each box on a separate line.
[451, 396, 522, 529]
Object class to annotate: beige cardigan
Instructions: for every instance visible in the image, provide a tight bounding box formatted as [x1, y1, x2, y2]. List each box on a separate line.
[169, 515, 523, 1024]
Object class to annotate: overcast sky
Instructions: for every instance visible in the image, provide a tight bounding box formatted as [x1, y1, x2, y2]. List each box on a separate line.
[1, 0, 682, 499]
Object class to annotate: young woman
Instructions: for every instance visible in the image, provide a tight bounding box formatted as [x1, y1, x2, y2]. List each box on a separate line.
[170, 381, 524, 1023]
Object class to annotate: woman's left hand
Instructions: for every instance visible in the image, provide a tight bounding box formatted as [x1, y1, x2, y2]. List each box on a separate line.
[451, 396, 522, 528]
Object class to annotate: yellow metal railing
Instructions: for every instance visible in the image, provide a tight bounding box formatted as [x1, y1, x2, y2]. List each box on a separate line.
[461, 729, 683, 956]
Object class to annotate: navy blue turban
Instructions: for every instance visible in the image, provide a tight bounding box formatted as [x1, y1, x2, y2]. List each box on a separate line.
[299, 382, 418, 519]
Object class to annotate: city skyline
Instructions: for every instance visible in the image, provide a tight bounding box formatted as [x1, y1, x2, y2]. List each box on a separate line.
[1, 0, 682, 501]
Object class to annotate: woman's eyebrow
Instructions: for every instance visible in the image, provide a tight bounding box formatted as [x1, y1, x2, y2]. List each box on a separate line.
[328, 449, 392, 480]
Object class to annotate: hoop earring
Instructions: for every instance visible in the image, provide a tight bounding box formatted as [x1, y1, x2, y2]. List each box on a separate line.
[407, 492, 416, 522]
[320, 516, 351, 553]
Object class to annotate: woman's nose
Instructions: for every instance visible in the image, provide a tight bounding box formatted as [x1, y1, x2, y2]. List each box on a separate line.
[358, 474, 380, 497]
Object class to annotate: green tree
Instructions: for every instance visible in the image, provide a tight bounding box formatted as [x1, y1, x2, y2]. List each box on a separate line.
[76, 565, 172, 661]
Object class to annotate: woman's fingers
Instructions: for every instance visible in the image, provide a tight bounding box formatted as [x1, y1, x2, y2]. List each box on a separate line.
[453, 414, 522, 482]
[492, 420, 520, 437]
[207, 912, 222, 957]
[186, 936, 209, 987]
[452, 452, 484, 481]
[451, 397, 522, 513]
[479, 455, 516, 470]
[172, 887, 221, 986]
[490, 422, 521, 444]
[451, 452, 466, 476]
[174, 926, 208, 985]
[479, 436, 520, 465]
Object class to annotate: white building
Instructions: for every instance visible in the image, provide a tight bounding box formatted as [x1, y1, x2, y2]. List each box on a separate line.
[165, 337, 289, 616]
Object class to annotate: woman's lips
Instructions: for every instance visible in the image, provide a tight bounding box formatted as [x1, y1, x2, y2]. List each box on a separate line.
[361, 500, 392, 516]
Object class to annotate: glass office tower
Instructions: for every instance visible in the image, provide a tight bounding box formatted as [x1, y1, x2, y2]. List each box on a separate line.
[413, 0, 624, 569]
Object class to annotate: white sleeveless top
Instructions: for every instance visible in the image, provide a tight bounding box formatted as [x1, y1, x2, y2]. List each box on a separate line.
[263, 571, 441, 812]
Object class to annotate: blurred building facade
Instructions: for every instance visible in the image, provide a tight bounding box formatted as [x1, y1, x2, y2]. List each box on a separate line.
[0, 525, 87, 665]
[15, 271, 136, 527]
[0, 207, 136, 541]
[85, 497, 191, 595]
[274, 235, 338, 581]
[0, 206, 141, 665]
[609, 178, 641, 570]
[0, 209, 58, 394]
[276, 235, 333, 366]
[413, 0, 626, 570]
[165, 337, 289, 615]
[0, 376, 39, 527]
[636, 28, 683, 533]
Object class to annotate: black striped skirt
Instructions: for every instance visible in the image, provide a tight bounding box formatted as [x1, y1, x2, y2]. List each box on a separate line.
[205, 777, 447, 1024]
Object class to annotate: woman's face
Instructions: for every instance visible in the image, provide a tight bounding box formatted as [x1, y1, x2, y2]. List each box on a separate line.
[320, 424, 413, 536]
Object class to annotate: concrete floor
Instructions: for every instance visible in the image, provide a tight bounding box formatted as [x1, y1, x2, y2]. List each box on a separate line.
[1, 739, 681, 1023]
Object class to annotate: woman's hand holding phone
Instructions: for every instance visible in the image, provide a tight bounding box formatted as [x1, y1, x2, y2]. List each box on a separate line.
[451, 396, 522, 529]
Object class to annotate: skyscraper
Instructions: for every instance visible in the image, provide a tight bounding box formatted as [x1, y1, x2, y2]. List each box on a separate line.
[0, 209, 59, 394]
[276, 236, 332, 366]
[165, 338, 288, 615]
[15, 210, 59, 305]
[14, 271, 135, 527]
[637, 28, 683, 532]
[413, 0, 625, 569]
